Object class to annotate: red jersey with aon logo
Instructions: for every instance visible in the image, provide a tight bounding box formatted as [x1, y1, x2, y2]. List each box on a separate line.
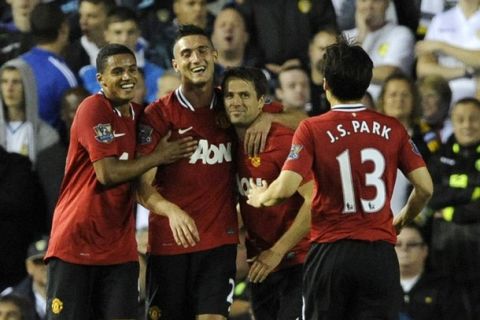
[138, 88, 238, 255]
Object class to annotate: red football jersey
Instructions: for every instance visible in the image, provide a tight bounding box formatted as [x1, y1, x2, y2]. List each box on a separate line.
[137, 88, 238, 255]
[236, 123, 311, 270]
[282, 104, 426, 245]
[46, 94, 141, 264]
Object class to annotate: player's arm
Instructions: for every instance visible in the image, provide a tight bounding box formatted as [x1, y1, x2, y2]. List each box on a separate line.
[93, 131, 197, 187]
[393, 166, 433, 233]
[244, 111, 307, 157]
[248, 180, 313, 283]
[136, 167, 200, 247]
[247, 170, 303, 207]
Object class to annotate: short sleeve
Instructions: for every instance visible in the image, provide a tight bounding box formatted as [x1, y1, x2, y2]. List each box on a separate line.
[282, 120, 314, 180]
[398, 130, 427, 175]
[76, 96, 119, 162]
[136, 101, 170, 155]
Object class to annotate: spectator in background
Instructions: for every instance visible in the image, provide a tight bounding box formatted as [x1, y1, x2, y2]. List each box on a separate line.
[0, 146, 46, 292]
[210, 5, 259, 86]
[396, 223, 467, 320]
[80, 6, 164, 104]
[60, 87, 89, 142]
[155, 69, 181, 99]
[307, 28, 339, 116]
[64, 0, 115, 75]
[0, 59, 59, 164]
[376, 73, 433, 214]
[1, 236, 49, 320]
[416, 0, 480, 104]
[344, 0, 415, 101]
[417, 74, 453, 144]
[0, 294, 34, 320]
[0, 0, 37, 65]
[21, 3, 77, 137]
[238, 0, 337, 75]
[427, 98, 480, 297]
[141, 0, 214, 69]
[275, 66, 311, 120]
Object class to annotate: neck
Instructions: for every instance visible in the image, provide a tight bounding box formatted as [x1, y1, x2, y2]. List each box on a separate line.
[460, 1, 480, 18]
[400, 268, 423, 280]
[13, 14, 30, 32]
[235, 126, 247, 141]
[217, 50, 244, 68]
[37, 42, 63, 55]
[311, 69, 324, 85]
[32, 281, 47, 299]
[181, 82, 214, 109]
[6, 106, 25, 121]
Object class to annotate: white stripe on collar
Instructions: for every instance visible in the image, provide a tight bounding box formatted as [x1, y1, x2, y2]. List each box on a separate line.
[175, 86, 216, 111]
[331, 104, 366, 112]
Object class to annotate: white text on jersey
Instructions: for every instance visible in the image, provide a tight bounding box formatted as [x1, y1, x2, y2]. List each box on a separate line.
[326, 120, 392, 143]
[189, 139, 232, 164]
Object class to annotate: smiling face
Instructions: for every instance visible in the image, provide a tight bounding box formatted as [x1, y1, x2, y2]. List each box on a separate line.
[382, 79, 414, 123]
[96, 53, 138, 105]
[172, 34, 217, 87]
[451, 101, 480, 147]
[224, 77, 263, 127]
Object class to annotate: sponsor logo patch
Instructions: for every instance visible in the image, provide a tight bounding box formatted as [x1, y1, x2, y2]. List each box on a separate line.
[138, 124, 153, 145]
[93, 123, 114, 143]
[287, 144, 303, 160]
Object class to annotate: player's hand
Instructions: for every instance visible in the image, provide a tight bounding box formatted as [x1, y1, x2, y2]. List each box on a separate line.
[415, 40, 443, 56]
[246, 178, 268, 208]
[154, 131, 197, 165]
[166, 207, 200, 248]
[248, 249, 283, 283]
[244, 113, 272, 157]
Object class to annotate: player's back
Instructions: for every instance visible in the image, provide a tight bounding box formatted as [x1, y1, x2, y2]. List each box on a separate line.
[297, 105, 424, 244]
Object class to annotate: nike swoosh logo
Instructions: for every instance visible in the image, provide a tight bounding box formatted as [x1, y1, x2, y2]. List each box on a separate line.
[113, 132, 126, 137]
[178, 127, 193, 134]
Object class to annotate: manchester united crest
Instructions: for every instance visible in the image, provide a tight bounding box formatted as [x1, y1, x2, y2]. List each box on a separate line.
[148, 306, 161, 320]
[249, 156, 261, 167]
[51, 298, 63, 314]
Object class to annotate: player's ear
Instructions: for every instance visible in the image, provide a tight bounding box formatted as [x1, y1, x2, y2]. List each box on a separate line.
[172, 59, 178, 72]
[258, 95, 265, 110]
[96, 73, 105, 87]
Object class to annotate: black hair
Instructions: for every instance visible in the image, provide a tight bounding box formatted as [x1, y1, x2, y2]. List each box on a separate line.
[106, 6, 139, 27]
[322, 42, 373, 101]
[30, 3, 66, 44]
[173, 24, 214, 54]
[222, 66, 268, 99]
[454, 97, 480, 109]
[96, 43, 135, 73]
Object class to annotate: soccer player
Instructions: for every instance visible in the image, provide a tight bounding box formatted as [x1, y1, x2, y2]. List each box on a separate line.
[45, 44, 196, 319]
[247, 42, 433, 319]
[137, 23, 240, 320]
[222, 66, 313, 320]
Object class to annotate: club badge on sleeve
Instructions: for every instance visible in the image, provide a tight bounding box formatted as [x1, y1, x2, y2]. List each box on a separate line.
[138, 124, 153, 145]
[287, 144, 303, 160]
[93, 123, 114, 143]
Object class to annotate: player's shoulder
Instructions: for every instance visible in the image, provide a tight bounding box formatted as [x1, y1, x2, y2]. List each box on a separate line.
[144, 91, 176, 115]
[77, 93, 108, 114]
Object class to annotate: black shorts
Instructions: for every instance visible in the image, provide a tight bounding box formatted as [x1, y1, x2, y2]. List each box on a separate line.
[302, 240, 401, 320]
[46, 258, 139, 320]
[146, 245, 237, 320]
[250, 264, 303, 320]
